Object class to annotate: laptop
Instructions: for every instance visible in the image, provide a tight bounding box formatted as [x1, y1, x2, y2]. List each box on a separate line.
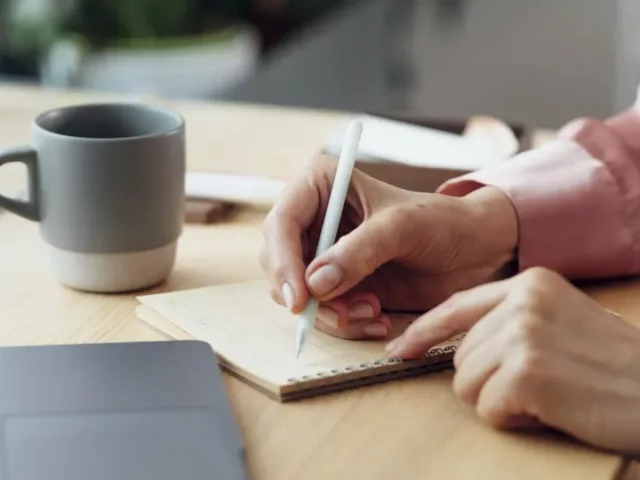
[0, 340, 247, 480]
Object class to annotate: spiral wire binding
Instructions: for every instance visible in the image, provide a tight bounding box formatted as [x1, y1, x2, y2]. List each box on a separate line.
[286, 334, 465, 384]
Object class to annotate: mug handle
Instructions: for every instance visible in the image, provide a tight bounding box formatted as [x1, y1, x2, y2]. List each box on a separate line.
[0, 146, 40, 221]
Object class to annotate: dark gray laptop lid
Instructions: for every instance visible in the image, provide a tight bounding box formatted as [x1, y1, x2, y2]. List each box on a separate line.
[0, 340, 247, 480]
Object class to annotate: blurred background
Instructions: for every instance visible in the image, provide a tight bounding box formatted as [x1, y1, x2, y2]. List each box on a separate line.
[0, 0, 639, 129]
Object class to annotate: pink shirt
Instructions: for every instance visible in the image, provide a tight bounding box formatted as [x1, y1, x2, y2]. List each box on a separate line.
[438, 85, 640, 279]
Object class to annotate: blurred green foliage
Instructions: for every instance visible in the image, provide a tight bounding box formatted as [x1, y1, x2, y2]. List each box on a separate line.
[62, 0, 253, 44]
[65, 0, 199, 40]
[5, 0, 244, 56]
[3, 0, 344, 58]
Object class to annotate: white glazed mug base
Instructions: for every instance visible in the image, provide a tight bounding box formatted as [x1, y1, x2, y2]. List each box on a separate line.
[47, 242, 177, 293]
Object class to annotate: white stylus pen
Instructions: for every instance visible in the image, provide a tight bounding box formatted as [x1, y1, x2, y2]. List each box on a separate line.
[295, 119, 363, 358]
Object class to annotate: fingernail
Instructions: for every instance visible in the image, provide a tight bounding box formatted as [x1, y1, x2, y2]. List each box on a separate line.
[317, 306, 339, 329]
[308, 265, 342, 296]
[282, 282, 295, 310]
[364, 322, 388, 338]
[349, 301, 375, 319]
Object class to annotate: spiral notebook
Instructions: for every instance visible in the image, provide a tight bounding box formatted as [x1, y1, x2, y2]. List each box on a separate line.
[136, 280, 462, 401]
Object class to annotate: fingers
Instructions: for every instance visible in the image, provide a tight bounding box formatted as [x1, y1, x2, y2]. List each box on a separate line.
[261, 215, 310, 312]
[315, 314, 392, 340]
[314, 293, 391, 340]
[453, 299, 510, 369]
[318, 292, 381, 329]
[475, 363, 539, 430]
[452, 301, 515, 405]
[473, 323, 640, 451]
[260, 160, 327, 313]
[385, 280, 510, 359]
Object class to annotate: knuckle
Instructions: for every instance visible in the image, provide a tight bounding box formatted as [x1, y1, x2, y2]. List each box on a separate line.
[505, 316, 548, 360]
[264, 254, 289, 284]
[507, 347, 546, 395]
[262, 205, 290, 240]
[262, 200, 296, 236]
[271, 261, 288, 283]
[308, 155, 337, 182]
[260, 210, 274, 237]
[505, 348, 552, 416]
[262, 202, 281, 234]
[452, 373, 474, 404]
[512, 313, 546, 345]
[269, 287, 283, 306]
[520, 267, 560, 290]
[477, 405, 512, 430]
[452, 374, 464, 396]
[507, 269, 566, 324]
[271, 205, 291, 226]
[311, 153, 337, 167]
[510, 284, 551, 317]
[523, 284, 547, 308]
[258, 246, 268, 270]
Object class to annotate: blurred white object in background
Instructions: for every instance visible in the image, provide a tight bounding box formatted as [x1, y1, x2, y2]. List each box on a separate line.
[41, 25, 259, 99]
[185, 172, 285, 208]
[324, 114, 519, 171]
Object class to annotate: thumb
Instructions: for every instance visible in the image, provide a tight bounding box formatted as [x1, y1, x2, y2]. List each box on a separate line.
[305, 213, 402, 301]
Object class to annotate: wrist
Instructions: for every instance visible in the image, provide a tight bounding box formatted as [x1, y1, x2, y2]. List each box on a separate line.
[464, 185, 519, 277]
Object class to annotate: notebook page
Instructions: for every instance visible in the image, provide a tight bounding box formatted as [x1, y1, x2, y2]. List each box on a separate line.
[138, 280, 451, 388]
[323, 115, 512, 170]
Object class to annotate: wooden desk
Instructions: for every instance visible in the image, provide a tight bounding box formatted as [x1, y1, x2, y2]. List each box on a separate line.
[0, 84, 634, 479]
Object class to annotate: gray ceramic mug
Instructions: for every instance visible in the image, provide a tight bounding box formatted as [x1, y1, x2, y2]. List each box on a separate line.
[0, 103, 185, 292]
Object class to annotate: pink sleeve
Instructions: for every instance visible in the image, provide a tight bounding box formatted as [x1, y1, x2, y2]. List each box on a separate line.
[438, 86, 640, 279]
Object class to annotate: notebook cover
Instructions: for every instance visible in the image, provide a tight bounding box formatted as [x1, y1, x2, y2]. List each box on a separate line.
[136, 281, 462, 402]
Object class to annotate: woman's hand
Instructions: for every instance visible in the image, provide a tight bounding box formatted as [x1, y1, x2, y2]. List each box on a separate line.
[259, 154, 518, 340]
[387, 267, 640, 456]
